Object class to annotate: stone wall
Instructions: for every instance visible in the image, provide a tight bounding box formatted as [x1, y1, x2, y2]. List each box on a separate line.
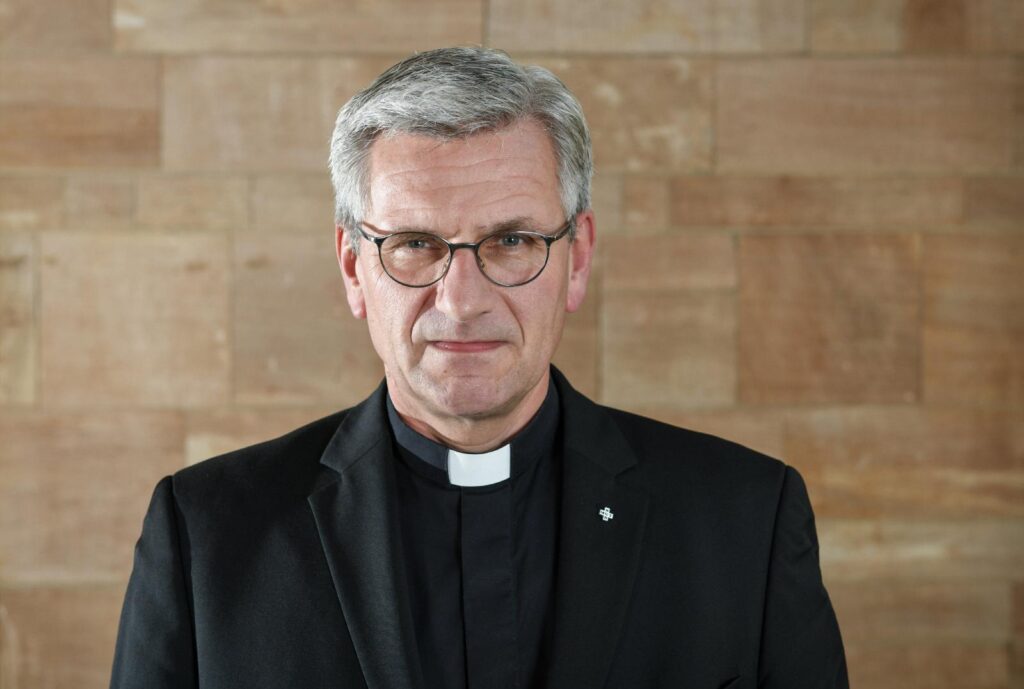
[1, 1, 1022, 686]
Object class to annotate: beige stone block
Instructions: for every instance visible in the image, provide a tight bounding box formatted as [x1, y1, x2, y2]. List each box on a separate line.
[185, 407, 337, 465]
[924, 235, 1024, 406]
[602, 292, 736, 410]
[670, 176, 964, 229]
[786, 407, 1024, 472]
[114, 0, 480, 53]
[738, 234, 920, 404]
[717, 58, 1022, 174]
[0, 176, 63, 231]
[0, 409, 184, 581]
[162, 56, 394, 172]
[0, 58, 159, 169]
[714, 0, 806, 52]
[926, 326, 1024, 407]
[491, 0, 712, 52]
[1012, 634, 1024, 689]
[637, 408, 786, 458]
[806, 464, 1024, 518]
[0, 586, 126, 688]
[603, 232, 735, 292]
[1016, 581, 1024, 636]
[623, 175, 671, 232]
[844, 644, 1009, 689]
[137, 174, 247, 231]
[1014, 582, 1024, 689]
[533, 58, 713, 173]
[829, 580, 1011, 644]
[966, 177, 1024, 229]
[0, 233, 34, 404]
[40, 232, 230, 406]
[553, 267, 600, 400]
[903, 0, 967, 51]
[252, 174, 334, 233]
[590, 172, 623, 234]
[234, 233, 383, 406]
[786, 406, 1024, 517]
[819, 519, 1024, 581]
[810, 0, 903, 52]
[966, 0, 1024, 52]
[65, 176, 135, 231]
[491, 0, 802, 53]
[0, 0, 111, 55]
[812, 0, 1024, 53]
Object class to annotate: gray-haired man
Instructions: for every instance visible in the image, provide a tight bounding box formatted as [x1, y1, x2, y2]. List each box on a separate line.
[111, 47, 848, 689]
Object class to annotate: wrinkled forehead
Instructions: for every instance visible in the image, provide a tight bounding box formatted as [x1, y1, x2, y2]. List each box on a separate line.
[365, 119, 562, 230]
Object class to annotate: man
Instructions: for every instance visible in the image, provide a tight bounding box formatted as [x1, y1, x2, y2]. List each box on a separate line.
[110, 47, 847, 689]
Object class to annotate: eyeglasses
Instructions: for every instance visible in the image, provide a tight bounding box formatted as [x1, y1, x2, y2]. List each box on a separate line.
[355, 219, 573, 288]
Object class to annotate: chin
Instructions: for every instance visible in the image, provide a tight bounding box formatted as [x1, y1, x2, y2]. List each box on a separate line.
[421, 374, 520, 421]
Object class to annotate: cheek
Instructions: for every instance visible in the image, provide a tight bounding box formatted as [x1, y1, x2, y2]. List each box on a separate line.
[515, 281, 568, 349]
[364, 279, 431, 352]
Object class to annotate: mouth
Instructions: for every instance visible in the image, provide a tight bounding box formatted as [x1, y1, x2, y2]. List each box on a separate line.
[429, 340, 505, 353]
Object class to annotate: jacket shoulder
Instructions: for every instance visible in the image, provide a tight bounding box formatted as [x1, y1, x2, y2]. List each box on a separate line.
[602, 405, 788, 492]
[169, 408, 350, 506]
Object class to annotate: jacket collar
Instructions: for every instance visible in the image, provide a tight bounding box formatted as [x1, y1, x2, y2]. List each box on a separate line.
[308, 369, 649, 689]
[554, 366, 638, 475]
[316, 378, 389, 477]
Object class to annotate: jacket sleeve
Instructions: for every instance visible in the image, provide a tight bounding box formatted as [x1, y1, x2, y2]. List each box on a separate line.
[110, 475, 198, 689]
[758, 466, 848, 689]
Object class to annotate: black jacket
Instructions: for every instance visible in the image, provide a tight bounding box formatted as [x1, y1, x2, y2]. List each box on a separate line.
[110, 369, 848, 689]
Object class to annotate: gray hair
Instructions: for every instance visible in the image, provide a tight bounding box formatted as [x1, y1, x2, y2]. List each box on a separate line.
[328, 46, 592, 249]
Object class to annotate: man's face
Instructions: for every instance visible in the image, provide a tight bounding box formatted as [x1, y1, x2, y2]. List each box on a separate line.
[337, 119, 595, 425]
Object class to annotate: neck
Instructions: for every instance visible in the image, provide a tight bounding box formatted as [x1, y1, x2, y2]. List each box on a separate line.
[388, 371, 550, 453]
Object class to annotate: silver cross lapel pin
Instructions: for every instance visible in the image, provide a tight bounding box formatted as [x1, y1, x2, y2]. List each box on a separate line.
[598, 506, 614, 522]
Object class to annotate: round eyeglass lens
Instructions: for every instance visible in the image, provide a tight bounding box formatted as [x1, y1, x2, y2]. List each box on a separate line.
[379, 233, 450, 286]
[477, 232, 549, 285]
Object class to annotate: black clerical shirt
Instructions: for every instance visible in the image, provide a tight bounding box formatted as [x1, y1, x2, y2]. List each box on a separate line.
[385, 382, 561, 689]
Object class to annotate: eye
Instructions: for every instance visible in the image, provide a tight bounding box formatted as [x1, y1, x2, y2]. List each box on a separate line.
[498, 233, 526, 247]
[389, 233, 442, 251]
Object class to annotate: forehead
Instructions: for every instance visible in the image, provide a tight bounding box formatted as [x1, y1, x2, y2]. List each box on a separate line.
[365, 119, 562, 229]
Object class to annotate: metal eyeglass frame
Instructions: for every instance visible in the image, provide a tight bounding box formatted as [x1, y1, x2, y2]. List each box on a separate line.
[354, 219, 574, 288]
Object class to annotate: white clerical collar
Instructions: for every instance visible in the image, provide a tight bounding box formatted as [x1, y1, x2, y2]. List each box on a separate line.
[447, 446, 511, 487]
[384, 379, 559, 488]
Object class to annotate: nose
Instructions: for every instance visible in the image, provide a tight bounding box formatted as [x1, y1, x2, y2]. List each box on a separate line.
[433, 246, 494, 322]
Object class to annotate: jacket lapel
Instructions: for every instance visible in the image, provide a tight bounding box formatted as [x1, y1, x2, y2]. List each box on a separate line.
[305, 370, 649, 689]
[546, 370, 651, 689]
[307, 383, 423, 689]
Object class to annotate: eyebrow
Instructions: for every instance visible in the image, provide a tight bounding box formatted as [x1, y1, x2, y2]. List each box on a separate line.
[362, 216, 545, 237]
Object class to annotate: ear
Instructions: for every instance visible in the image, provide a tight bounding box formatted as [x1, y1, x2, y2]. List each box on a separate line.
[565, 210, 596, 314]
[336, 225, 367, 320]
